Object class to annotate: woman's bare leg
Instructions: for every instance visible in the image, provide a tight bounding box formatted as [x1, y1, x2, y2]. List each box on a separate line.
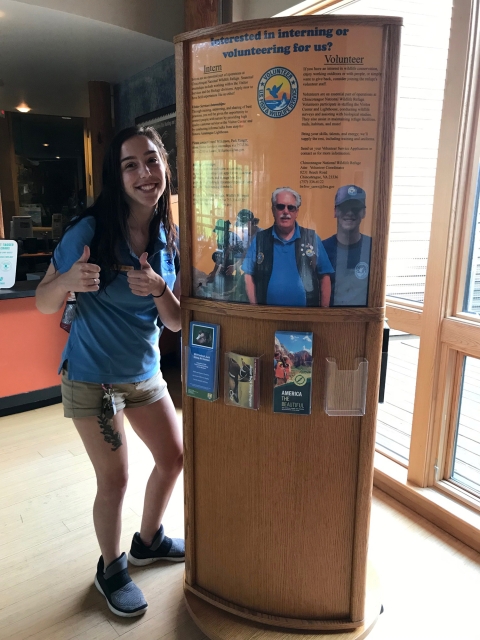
[73, 412, 128, 565]
[124, 393, 182, 546]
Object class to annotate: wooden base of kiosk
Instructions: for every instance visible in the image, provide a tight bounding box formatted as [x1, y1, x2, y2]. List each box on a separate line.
[185, 564, 382, 640]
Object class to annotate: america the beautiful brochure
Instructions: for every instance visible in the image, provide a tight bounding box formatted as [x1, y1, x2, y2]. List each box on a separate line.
[273, 331, 313, 415]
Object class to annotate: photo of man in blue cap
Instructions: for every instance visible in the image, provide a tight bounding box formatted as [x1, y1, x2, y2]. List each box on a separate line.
[322, 185, 372, 306]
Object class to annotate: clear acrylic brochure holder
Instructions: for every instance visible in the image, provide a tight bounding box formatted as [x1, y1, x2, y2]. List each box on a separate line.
[324, 357, 368, 416]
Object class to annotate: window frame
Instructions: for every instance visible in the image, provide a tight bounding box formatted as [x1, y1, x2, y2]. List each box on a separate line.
[281, 0, 480, 550]
[453, 119, 480, 321]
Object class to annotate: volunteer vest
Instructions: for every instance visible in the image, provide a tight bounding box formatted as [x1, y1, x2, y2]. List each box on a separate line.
[253, 226, 319, 306]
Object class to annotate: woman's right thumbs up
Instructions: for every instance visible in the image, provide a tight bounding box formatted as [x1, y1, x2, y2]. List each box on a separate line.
[61, 245, 101, 292]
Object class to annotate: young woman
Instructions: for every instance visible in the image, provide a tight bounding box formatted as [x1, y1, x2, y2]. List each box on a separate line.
[36, 126, 184, 618]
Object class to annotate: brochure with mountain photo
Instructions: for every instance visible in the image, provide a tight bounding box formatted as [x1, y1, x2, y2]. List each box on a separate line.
[273, 331, 313, 415]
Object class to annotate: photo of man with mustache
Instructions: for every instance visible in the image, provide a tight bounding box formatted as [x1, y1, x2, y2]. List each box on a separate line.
[242, 188, 333, 307]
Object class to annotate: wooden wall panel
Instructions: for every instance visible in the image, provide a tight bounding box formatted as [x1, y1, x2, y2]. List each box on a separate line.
[189, 311, 368, 621]
[0, 112, 19, 239]
[88, 81, 114, 199]
[0, 195, 5, 239]
[185, 0, 219, 32]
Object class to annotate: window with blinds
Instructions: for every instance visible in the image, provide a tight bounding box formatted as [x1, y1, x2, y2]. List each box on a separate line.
[325, 0, 454, 303]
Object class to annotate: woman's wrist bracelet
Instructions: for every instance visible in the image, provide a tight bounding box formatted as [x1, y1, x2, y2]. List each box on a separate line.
[152, 281, 168, 298]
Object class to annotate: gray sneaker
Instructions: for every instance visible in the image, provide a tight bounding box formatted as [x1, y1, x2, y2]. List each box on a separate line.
[94, 552, 148, 617]
[128, 524, 185, 566]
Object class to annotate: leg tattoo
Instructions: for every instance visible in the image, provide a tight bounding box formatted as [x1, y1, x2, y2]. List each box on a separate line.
[97, 415, 123, 451]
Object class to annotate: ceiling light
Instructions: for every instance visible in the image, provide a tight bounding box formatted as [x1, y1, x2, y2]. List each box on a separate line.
[16, 103, 31, 113]
[56, 156, 60, 159]
[61, 116, 72, 120]
[43, 143, 49, 147]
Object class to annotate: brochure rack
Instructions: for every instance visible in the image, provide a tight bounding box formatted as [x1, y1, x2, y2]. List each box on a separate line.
[324, 357, 369, 416]
[175, 15, 401, 639]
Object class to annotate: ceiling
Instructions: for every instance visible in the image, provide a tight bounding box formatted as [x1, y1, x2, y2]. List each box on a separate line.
[0, 0, 304, 118]
[10, 0, 184, 41]
[0, 0, 176, 117]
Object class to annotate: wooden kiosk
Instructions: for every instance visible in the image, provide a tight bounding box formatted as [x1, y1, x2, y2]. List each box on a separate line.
[175, 16, 401, 639]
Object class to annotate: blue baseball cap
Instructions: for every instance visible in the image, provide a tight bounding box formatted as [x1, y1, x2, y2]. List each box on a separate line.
[335, 185, 366, 207]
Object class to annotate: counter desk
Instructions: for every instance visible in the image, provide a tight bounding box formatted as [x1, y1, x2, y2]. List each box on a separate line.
[0, 282, 180, 417]
[0, 281, 66, 416]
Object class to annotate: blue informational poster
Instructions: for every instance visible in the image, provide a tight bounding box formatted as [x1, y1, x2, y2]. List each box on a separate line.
[186, 321, 220, 401]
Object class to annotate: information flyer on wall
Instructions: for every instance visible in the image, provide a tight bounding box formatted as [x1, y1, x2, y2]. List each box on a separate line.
[186, 321, 220, 401]
[273, 331, 313, 415]
[189, 21, 383, 308]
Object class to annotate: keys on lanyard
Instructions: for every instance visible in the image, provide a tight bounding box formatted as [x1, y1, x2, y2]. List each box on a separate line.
[101, 384, 117, 420]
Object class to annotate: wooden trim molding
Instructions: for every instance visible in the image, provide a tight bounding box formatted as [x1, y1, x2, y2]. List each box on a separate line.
[0, 193, 5, 239]
[173, 15, 403, 43]
[385, 303, 422, 336]
[374, 453, 480, 554]
[181, 297, 384, 323]
[176, 40, 192, 301]
[441, 317, 480, 359]
[185, 582, 364, 631]
[83, 119, 94, 205]
[184, 0, 220, 32]
[436, 479, 480, 513]
[367, 24, 401, 309]
[87, 82, 114, 200]
[441, 351, 465, 482]
[428, 345, 461, 486]
[181, 308, 195, 586]
[448, 4, 480, 318]
[0, 112, 19, 239]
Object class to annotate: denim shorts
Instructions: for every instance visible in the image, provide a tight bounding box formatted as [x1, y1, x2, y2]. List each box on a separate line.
[61, 369, 168, 418]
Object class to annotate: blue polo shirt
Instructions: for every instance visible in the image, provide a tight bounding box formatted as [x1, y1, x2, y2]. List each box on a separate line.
[242, 224, 333, 306]
[53, 216, 177, 383]
[322, 234, 371, 306]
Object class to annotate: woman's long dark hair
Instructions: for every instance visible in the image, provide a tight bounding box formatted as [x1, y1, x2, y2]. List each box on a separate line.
[56, 126, 176, 290]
